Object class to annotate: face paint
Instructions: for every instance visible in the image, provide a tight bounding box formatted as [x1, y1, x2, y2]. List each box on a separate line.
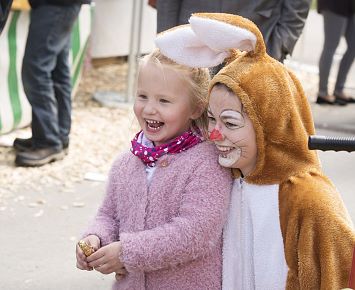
[217, 146, 242, 168]
[208, 85, 258, 176]
[209, 128, 223, 141]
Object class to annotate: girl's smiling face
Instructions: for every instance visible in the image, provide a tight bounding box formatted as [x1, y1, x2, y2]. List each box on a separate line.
[208, 84, 258, 176]
[134, 61, 200, 146]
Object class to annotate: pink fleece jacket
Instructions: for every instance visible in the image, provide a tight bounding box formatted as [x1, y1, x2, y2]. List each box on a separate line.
[84, 141, 232, 290]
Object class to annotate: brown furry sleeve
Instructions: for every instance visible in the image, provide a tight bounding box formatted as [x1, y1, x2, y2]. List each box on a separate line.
[279, 171, 355, 289]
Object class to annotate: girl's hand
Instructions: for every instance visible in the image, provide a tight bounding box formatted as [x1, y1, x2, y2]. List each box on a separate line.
[76, 235, 100, 271]
[87, 241, 125, 275]
[115, 267, 128, 281]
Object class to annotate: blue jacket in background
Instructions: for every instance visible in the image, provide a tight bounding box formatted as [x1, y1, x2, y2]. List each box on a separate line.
[29, 0, 91, 8]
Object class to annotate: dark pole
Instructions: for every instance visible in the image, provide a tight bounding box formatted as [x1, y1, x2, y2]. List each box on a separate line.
[308, 135, 355, 152]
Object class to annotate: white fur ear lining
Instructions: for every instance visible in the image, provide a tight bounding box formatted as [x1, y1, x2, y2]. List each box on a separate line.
[189, 16, 257, 52]
[155, 25, 230, 68]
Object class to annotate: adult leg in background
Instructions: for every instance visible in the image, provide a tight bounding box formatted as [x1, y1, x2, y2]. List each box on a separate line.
[334, 14, 355, 101]
[317, 10, 347, 105]
[16, 4, 81, 166]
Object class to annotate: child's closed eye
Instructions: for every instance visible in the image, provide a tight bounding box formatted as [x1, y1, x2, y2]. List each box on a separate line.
[159, 98, 171, 104]
[137, 94, 148, 100]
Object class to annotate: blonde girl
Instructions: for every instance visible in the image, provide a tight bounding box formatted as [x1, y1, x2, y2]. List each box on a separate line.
[76, 48, 232, 290]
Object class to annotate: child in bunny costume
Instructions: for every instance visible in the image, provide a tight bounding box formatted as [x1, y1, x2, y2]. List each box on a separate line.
[156, 13, 355, 289]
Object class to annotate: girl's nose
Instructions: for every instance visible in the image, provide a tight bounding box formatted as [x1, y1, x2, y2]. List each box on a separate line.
[143, 101, 157, 114]
[209, 128, 224, 141]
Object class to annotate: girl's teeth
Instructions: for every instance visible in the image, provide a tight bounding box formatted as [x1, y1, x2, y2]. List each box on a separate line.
[147, 120, 159, 124]
[146, 119, 163, 130]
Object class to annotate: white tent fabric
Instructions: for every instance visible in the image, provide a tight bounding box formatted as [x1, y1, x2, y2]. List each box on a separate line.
[90, 0, 156, 58]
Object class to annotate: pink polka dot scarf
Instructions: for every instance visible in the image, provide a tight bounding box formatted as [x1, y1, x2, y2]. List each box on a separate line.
[131, 129, 202, 167]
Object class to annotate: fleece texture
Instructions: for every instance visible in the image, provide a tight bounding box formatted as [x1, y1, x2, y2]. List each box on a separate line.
[84, 141, 232, 290]
[204, 13, 355, 289]
[223, 181, 288, 289]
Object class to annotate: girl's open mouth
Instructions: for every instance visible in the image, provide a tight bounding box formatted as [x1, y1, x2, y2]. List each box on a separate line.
[146, 119, 164, 131]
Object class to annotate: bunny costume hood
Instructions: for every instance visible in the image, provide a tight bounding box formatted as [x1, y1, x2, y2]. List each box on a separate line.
[156, 13, 355, 289]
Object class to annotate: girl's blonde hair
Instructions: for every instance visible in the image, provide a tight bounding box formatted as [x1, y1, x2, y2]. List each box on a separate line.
[138, 49, 211, 130]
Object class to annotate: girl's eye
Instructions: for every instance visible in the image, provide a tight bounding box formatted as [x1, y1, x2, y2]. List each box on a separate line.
[138, 94, 147, 100]
[160, 98, 170, 104]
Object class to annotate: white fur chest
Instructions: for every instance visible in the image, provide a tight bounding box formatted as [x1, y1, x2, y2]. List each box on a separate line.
[222, 179, 288, 290]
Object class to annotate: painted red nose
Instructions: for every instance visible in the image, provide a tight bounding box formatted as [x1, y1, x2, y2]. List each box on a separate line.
[209, 128, 223, 141]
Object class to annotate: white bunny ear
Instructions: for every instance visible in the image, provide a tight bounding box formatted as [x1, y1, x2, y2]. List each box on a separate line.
[189, 15, 257, 53]
[155, 25, 230, 68]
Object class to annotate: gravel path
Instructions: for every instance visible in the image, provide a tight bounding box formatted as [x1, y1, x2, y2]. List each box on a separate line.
[0, 60, 139, 206]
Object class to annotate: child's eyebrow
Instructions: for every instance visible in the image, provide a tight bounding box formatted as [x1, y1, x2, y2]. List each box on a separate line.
[136, 89, 147, 94]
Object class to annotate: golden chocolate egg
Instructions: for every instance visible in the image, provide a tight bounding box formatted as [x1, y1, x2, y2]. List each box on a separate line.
[78, 240, 95, 257]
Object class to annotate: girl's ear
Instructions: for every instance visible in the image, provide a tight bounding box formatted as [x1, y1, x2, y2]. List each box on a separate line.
[155, 25, 230, 68]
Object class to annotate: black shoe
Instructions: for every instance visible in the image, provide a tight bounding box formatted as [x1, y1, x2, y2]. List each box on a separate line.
[316, 96, 347, 106]
[316, 96, 335, 105]
[15, 147, 65, 167]
[13, 137, 69, 154]
[334, 93, 355, 104]
[13, 138, 33, 151]
[334, 97, 348, 106]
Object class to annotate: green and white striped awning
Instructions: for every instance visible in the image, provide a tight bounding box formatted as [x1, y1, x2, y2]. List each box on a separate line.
[0, 5, 91, 135]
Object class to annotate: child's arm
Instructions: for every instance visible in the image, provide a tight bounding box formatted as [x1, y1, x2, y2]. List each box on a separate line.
[82, 156, 124, 246]
[119, 157, 232, 273]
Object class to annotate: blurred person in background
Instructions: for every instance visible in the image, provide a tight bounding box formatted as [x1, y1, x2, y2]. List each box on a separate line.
[316, 0, 355, 105]
[0, 0, 13, 34]
[149, 0, 312, 62]
[14, 0, 91, 167]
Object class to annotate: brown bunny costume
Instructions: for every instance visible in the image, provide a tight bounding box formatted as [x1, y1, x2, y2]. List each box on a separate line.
[156, 13, 355, 289]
